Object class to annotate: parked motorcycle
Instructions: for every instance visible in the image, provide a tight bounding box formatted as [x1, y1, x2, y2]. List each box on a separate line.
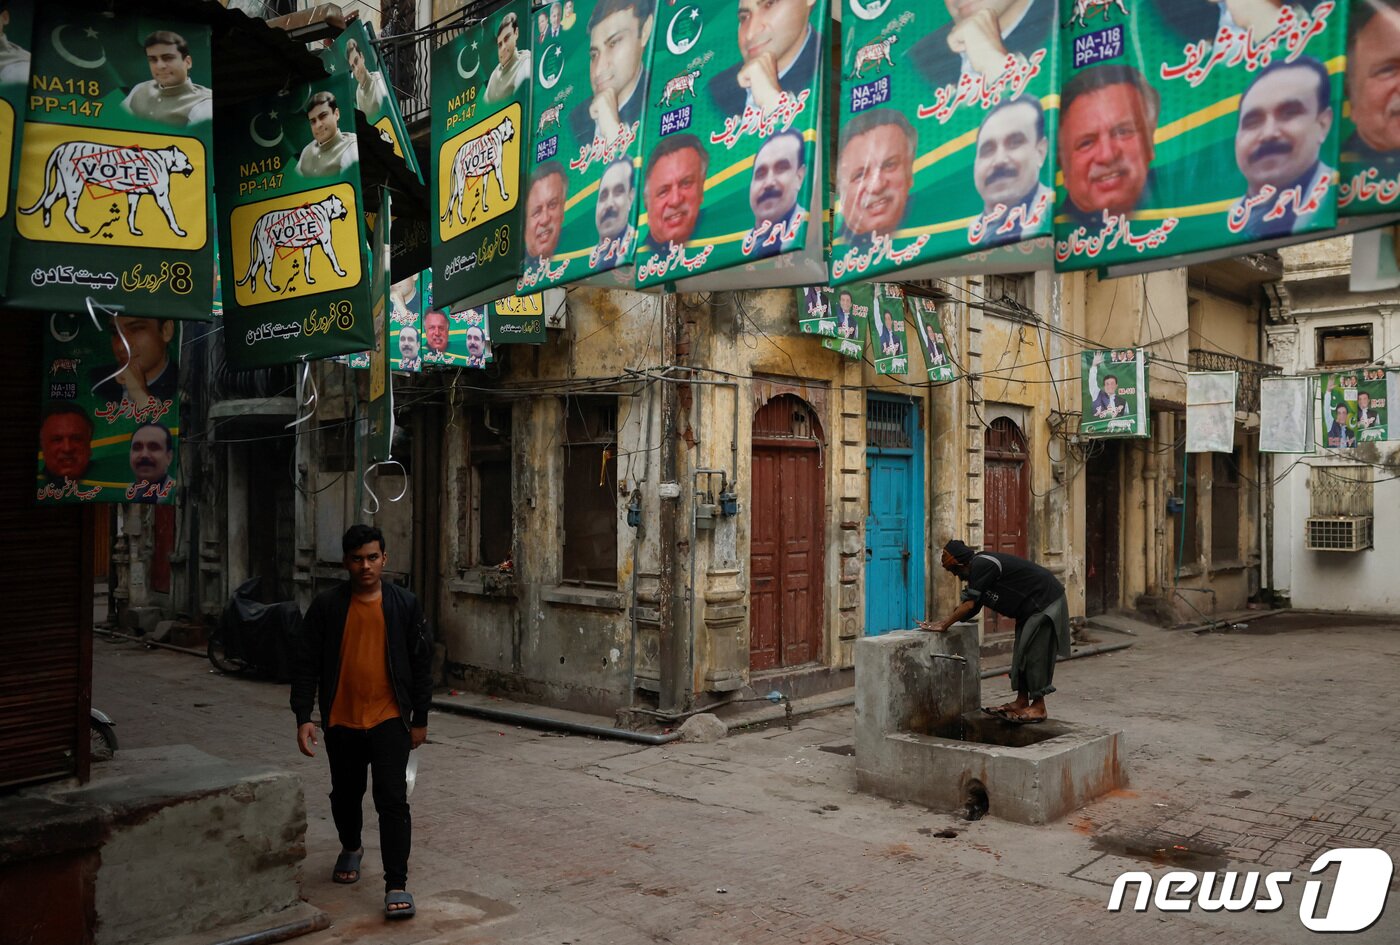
[90, 707, 117, 762]
[208, 577, 302, 681]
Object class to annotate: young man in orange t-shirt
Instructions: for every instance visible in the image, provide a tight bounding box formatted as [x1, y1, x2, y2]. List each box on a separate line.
[292, 525, 432, 920]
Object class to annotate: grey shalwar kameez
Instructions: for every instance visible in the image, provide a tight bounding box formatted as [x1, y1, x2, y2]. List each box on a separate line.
[959, 552, 1071, 699]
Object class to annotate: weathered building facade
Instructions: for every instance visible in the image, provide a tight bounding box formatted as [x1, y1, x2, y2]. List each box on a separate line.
[1266, 237, 1400, 613]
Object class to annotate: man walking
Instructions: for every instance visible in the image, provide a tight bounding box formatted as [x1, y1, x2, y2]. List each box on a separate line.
[919, 539, 1070, 724]
[292, 525, 432, 919]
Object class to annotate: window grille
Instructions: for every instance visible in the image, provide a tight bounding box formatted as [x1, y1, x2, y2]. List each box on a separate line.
[1308, 465, 1373, 517]
[866, 398, 914, 450]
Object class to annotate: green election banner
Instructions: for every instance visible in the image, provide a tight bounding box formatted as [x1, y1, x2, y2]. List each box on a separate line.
[1055, 1, 1345, 271]
[908, 294, 955, 382]
[367, 191, 393, 465]
[449, 306, 494, 369]
[798, 286, 838, 338]
[0, 2, 33, 291]
[1319, 368, 1387, 446]
[634, 0, 828, 288]
[822, 283, 870, 360]
[217, 74, 374, 368]
[1081, 348, 1149, 438]
[390, 274, 423, 372]
[871, 283, 908, 375]
[490, 292, 546, 344]
[831, 0, 1058, 285]
[1339, 0, 1400, 216]
[9, 6, 213, 319]
[519, 0, 656, 292]
[431, 0, 533, 310]
[38, 312, 180, 505]
[326, 19, 422, 180]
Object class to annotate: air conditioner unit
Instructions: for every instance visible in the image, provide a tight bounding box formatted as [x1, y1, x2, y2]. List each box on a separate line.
[1305, 516, 1374, 552]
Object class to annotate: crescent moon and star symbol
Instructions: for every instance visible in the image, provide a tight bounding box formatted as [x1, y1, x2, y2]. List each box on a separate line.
[539, 45, 563, 89]
[457, 39, 480, 80]
[850, 0, 891, 21]
[49, 313, 81, 344]
[250, 110, 284, 149]
[52, 24, 107, 70]
[666, 7, 703, 56]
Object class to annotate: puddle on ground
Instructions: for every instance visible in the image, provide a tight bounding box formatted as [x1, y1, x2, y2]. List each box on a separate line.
[916, 714, 1066, 748]
[1090, 834, 1229, 871]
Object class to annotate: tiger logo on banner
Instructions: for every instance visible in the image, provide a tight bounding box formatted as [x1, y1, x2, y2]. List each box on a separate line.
[437, 105, 521, 240]
[17, 131, 205, 247]
[230, 187, 361, 304]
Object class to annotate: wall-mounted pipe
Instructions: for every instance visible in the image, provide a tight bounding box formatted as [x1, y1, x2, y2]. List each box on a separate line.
[432, 699, 680, 744]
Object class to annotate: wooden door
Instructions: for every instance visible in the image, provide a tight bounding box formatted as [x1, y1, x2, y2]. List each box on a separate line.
[983, 418, 1029, 634]
[1085, 441, 1121, 616]
[750, 396, 824, 672]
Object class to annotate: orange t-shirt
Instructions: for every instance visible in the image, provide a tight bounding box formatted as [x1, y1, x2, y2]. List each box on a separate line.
[328, 596, 402, 730]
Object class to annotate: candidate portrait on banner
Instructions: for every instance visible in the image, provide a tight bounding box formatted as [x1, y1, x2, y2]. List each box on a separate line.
[707, 0, 819, 117]
[911, 0, 1054, 89]
[1229, 57, 1335, 239]
[1058, 63, 1160, 227]
[747, 130, 807, 259]
[836, 109, 915, 246]
[971, 96, 1053, 245]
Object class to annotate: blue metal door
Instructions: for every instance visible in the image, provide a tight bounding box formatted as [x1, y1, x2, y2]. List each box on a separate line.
[864, 397, 924, 635]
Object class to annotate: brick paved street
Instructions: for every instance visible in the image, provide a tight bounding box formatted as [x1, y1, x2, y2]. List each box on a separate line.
[96, 612, 1400, 944]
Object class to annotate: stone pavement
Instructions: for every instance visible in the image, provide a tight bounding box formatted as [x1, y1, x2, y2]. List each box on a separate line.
[93, 611, 1400, 944]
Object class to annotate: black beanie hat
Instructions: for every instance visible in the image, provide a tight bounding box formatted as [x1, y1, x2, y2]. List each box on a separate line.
[944, 539, 975, 563]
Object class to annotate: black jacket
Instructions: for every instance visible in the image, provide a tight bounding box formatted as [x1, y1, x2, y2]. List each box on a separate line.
[291, 579, 433, 730]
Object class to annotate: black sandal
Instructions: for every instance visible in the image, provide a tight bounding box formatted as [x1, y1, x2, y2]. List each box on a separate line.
[331, 847, 363, 884]
[385, 889, 415, 919]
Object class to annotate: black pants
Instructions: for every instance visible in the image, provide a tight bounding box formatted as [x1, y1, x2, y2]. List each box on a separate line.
[324, 719, 411, 890]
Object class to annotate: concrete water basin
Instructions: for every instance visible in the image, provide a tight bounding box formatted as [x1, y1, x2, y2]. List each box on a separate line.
[855, 628, 1125, 825]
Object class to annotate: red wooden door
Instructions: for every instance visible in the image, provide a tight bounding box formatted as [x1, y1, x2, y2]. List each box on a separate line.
[750, 396, 824, 672]
[1085, 441, 1121, 616]
[983, 418, 1029, 635]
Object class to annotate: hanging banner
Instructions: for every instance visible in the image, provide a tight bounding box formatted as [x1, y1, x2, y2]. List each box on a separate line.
[1339, 0, 1400, 216]
[217, 74, 373, 368]
[431, 1, 533, 311]
[389, 273, 423, 372]
[798, 286, 837, 338]
[1320, 368, 1388, 446]
[871, 283, 908, 375]
[420, 272, 445, 366]
[38, 312, 180, 505]
[367, 191, 393, 465]
[453, 306, 495, 368]
[0, 2, 33, 291]
[1055, 1, 1345, 272]
[1081, 348, 1149, 438]
[9, 7, 214, 319]
[1186, 371, 1238, 452]
[518, 0, 655, 292]
[822, 283, 869, 360]
[325, 19, 422, 180]
[490, 292, 547, 344]
[633, 0, 828, 289]
[1261, 374, 1313, 453]
[908, 295, 955, 382]
[831, 0, 1057, 285]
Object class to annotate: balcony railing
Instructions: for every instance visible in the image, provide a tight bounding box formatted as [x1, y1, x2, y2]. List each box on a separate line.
[376, 5, 497, 129]
[1188, 348, 1280, 414]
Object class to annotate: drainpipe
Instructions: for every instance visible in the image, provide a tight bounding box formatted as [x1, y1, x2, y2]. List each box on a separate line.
[1143, 434, 1158, 596]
